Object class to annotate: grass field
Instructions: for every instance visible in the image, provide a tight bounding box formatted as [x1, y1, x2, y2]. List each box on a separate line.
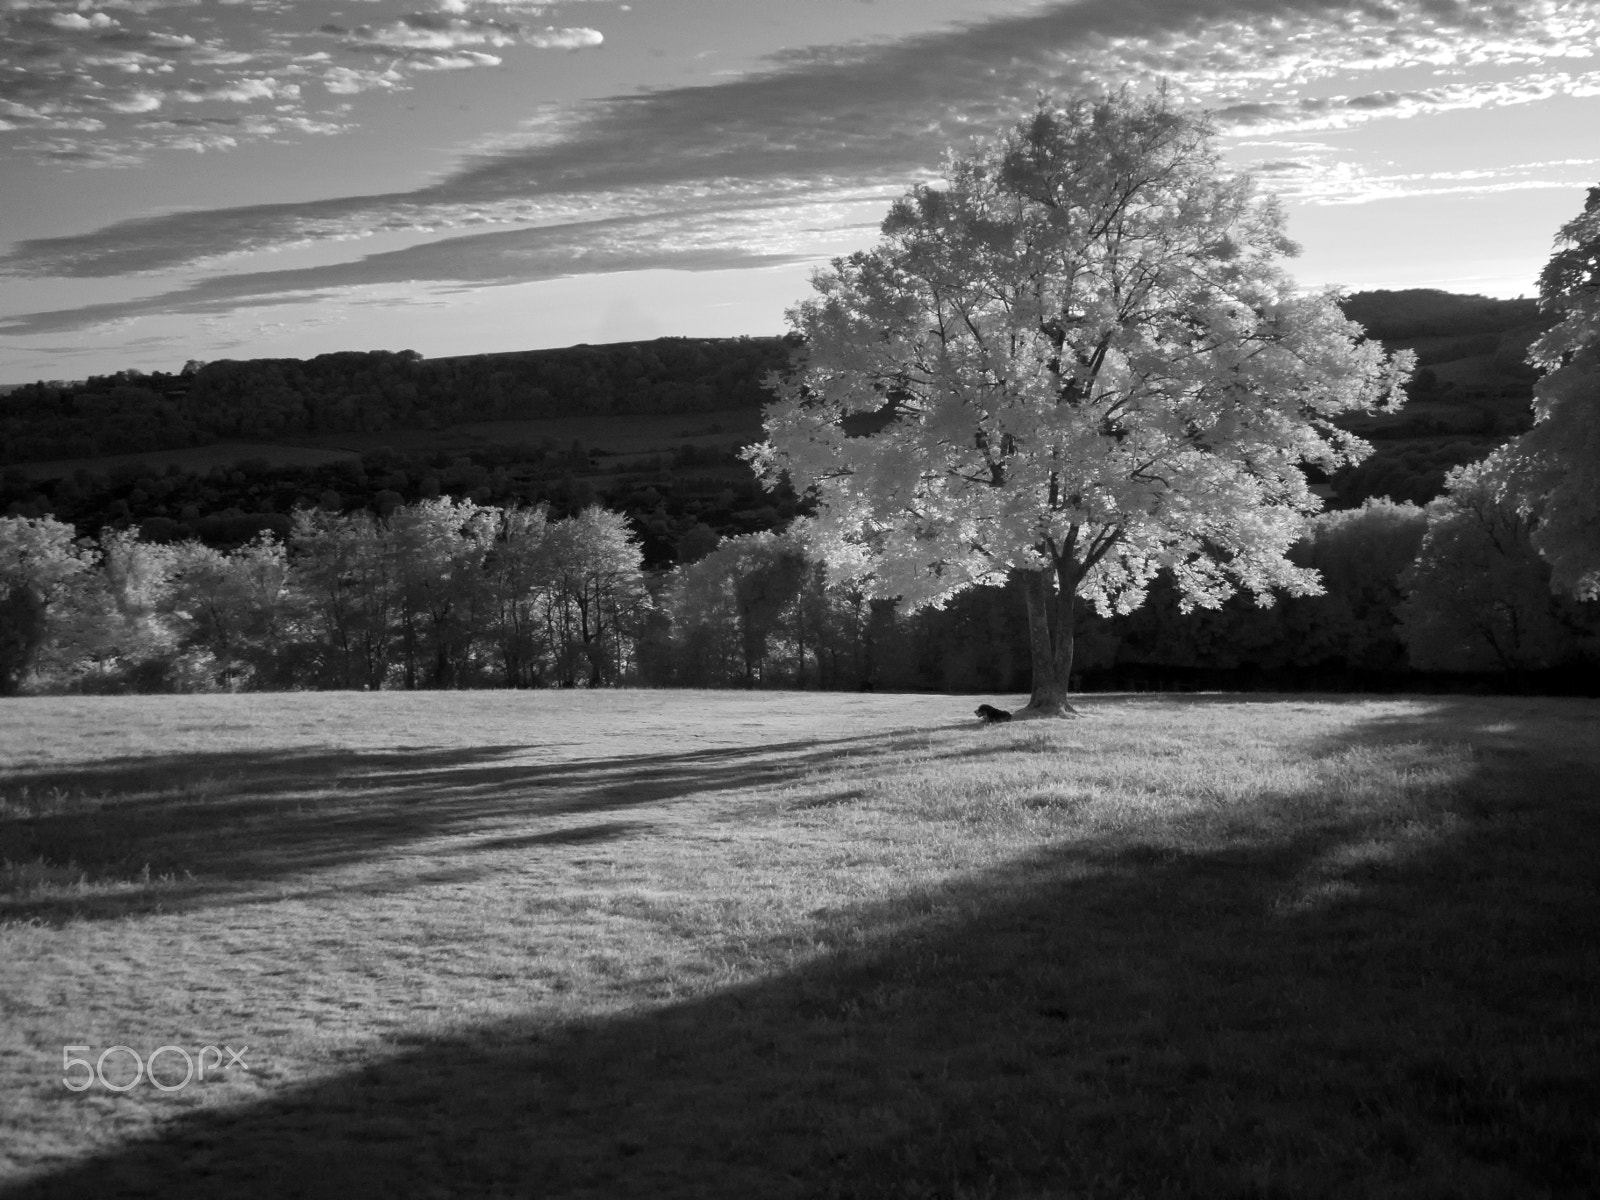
[10, 442, 363, 481]
[9, 407, 766, 482]
[1, 690, 1596, 1198]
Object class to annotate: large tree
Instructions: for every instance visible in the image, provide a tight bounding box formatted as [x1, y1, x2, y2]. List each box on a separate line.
[1490, 185, 1600, 600]
[481, 503, 558, 688]
[386, 498, 491, 690]
[751, 90, 1410, 713]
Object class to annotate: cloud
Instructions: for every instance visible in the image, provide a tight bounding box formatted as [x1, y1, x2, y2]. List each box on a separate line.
[0, 0, 605, 161]
[436, 0, 617, 10]
[102, 88, 162, 111]
[345, 15, 522, 53]
[24, 137, 142, 165]
[1249, 154, 1600, 206]
[9, 0, 1593, 177]
[0, 206, 828, 336]
[321, 65, 404, 94]
[1213, 71, 1600, 134]
[328, 13, 602, 61]
[47, 12, 119, 31]
[523, 26, 603, 50]
[175, 75, 299, 103]
[408, 50, 501, 70]
[13, 105, 348, 167]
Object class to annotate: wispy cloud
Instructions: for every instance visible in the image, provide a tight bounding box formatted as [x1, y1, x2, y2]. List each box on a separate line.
[1242, 154, 1600, 206]
[321, 11, 602, 60]
[0, 201, 845, 335]
[1214, 71, 1600, 135]
[319, 64, 405, 95]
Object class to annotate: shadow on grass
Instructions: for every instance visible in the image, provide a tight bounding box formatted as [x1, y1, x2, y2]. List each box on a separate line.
[0, 726, 964, 924]
[5, 697, 1597, 1197]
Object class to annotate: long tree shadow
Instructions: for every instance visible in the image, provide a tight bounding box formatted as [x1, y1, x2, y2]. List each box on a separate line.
[4, 698, 1595, 1197]
[0, 725, 966, 925]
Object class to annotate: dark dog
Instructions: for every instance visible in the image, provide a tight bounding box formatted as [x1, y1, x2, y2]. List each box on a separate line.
[975, 704, 1012, 723]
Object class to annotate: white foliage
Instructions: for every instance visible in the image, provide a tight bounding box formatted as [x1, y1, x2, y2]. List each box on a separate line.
[750, 92, 1411, 618]
[1493, 186, 1600, 601]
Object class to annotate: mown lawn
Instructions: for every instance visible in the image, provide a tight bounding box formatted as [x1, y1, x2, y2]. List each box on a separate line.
[1, 690, 1596, 1198]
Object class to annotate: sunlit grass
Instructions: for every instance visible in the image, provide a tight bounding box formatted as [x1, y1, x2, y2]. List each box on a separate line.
[1, 690, 1595, 1197]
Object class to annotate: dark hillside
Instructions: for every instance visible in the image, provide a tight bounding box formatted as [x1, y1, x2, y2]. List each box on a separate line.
[0, 336, 798, 465]
[1325, 289, 1555, 507]
[1341, 288, 1543, 341]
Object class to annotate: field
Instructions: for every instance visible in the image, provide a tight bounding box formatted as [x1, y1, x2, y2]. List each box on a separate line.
[290, 407, 767, 462]
[433, 409, 760, 457]
[9, 442, 363, 482]
[1, 691, 1596, 1198]
[8, 407, 766, 482]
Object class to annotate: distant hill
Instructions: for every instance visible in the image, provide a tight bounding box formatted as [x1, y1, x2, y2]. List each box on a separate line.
[1, 336, 800, 466]
[1339, 287, 1553, 408]
[0, 289, 1558, 514]
[1315, 289, 1556, 506]
[1341, 288, 1544, 341]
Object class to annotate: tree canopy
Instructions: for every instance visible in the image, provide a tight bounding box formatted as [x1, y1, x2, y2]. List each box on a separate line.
[1490, 185, 1600, 600]
[751, 89, 1410, 712]
[1399, 456, 1572, 672]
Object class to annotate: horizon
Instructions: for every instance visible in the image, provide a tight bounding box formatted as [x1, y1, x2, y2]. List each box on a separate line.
[0, 283, 1543, 392]
[3, 0, 1597, 385]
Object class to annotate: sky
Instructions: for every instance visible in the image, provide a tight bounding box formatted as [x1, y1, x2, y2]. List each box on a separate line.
[2, 0, 1598, 384]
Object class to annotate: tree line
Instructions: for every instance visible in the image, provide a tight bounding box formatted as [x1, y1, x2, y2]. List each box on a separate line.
[1, 501, 649, 695]
[4, 484, 1595, 698]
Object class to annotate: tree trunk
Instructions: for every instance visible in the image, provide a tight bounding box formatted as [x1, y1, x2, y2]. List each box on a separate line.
[400, 613, 419, 690]
[1020, 567, 1078, 716]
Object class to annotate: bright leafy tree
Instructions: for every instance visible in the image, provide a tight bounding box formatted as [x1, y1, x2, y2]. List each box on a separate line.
[481, 503, 557, 688]
[167, 533, 289, 689]
[1492, 185, 1600, 600]
[386, 497, 491, 689]
[751, 90, 1409, 713]
[546, 506, 648, 687]
[70, 528, 181, 687]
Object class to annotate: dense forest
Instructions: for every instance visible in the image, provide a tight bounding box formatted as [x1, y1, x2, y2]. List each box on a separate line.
[3, 289, 1593, 696]
[0, 336, 800, 464]
[5, 492, 1596, 698]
